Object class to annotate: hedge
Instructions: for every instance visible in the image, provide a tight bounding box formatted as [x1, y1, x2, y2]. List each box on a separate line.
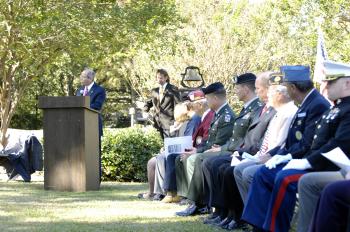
[101, 126, 163, 182]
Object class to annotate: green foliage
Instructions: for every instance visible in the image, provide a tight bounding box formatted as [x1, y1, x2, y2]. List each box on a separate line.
[101, 126, 163, 182]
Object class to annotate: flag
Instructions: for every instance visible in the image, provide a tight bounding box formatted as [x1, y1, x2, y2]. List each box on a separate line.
[313, 28, 328, 97]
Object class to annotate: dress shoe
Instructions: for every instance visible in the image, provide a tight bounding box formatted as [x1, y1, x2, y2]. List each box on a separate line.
[204, 216, 222, 225]
[178, 198, 191, 205]
[137, 192, 154, 200]
[161, 195, 181, 203]
[202, 212, 220, 224]
[152, 193, 165, 201]
[197, 206, 211, 214]
[222, 220, 249, 230]
[217, 217, 233, 227]
[175, 204, 198, 216]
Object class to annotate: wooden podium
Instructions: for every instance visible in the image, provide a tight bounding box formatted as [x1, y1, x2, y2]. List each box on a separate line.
[38, 96, 100, 191]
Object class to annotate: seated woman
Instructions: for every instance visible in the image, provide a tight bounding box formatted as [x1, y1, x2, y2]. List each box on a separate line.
[160, 90, 214, 203]
[138, 101, 200, 200]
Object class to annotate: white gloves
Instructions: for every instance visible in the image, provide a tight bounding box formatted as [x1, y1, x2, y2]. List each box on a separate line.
[242, 152, 259, 162]
[265, 154, 292, 169]
[282, 159, 311, 170]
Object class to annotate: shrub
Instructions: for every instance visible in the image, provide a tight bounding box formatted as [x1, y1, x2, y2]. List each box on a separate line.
[101, 126, 163, 182]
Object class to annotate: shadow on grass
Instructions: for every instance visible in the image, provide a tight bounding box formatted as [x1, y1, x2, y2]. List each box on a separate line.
[0, 216, 227, 232]
[0, 181, 148, 204]
[0, 181, 242, 232]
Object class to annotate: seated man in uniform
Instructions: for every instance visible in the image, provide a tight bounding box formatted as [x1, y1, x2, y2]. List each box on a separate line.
[241, 65, 330, 232]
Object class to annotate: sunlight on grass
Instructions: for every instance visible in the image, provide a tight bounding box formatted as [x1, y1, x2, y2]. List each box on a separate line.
[0, 181, 227, 232]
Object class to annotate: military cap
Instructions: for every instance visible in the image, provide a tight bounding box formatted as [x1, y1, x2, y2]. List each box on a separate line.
[233, 73, 257, 85]
[280, 65, 310, 82]
[269, 72, 284, 85]
[322, 60, 350, 81]
[202, 82, 225, 95]
[188, 89, 205, 102]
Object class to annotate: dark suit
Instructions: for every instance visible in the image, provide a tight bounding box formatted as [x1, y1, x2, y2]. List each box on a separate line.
[237, 106, 276, 154]
[76, 82, 106, 179]
[144, 83, 180, 139]
[76, 83, 106, 137]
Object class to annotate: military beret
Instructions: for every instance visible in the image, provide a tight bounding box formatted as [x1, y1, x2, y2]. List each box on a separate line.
[322, 60, 350, 81]
[202, 82, 225, 95]
[233, 73, 256, 85]
[269, 72, 284, 85]
[188, 90, 205, 102]
[280, 65, 310, 82]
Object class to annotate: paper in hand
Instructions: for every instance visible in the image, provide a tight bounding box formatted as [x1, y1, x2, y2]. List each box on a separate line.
[164, 136, 193, 157]
[321, 147, 350, 172]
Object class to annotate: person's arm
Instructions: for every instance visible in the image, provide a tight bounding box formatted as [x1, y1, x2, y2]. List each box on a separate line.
[90, 88, 106, 111]
[143, 89, 154, 112]
[307, 111, 350, 170]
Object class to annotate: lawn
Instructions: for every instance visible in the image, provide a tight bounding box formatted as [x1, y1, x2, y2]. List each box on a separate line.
[0, 181, 230, 232]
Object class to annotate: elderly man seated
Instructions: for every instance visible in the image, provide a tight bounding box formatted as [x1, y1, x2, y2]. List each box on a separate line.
[0, 131, 43, 182]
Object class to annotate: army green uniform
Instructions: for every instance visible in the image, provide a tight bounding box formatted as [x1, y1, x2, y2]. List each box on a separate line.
[175, 103, 235, 197]
[186, 98, 262, 202]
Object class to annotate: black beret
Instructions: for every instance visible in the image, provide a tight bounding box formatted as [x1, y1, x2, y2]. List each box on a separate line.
[201, 82, 225, 95]
[233, 73, 256, 84]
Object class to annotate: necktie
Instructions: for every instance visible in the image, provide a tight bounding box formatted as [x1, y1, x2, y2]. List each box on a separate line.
[259, 126, 271, 155]
[159, 86, 164, 102]
[260, 105, 268, 116]
[83, 86, 89, 96]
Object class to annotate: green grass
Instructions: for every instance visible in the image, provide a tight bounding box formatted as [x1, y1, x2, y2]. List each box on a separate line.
[0, 181, 230, 232]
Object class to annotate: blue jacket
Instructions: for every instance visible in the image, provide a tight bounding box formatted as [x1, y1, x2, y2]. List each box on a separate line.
[269, 89, 330, 158]
[76, 83, 106, 136]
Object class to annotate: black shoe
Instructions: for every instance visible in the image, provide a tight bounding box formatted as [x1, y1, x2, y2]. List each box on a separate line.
[217, 217, 233, 227]
[197, 206, 211, 214]
[152, 194, 164, 201]
[205, 215, 222, 225]
[178, 198, 191, 206]
[203, 212, 220, 224]
[137, 192, 154, 200]
[223, 220, 249, 230]
[175, 204, 198, 216]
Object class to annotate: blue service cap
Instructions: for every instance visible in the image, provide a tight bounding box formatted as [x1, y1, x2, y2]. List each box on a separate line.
[280, 65, 311, 82]
[233, 73, 256, 85]
[202, 82, 225, 95]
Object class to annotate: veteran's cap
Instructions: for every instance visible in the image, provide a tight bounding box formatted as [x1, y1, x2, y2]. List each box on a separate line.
[187, 90, 206, 102]
[322, 60, 350, 81]
[280, 65, 311, 82]
[202, 82, 225, 95]
[233, 73, 257, 85]
[269, 72, 284, 85]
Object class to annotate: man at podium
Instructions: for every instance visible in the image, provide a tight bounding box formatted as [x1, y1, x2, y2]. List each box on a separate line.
[76, 68, 106, 180]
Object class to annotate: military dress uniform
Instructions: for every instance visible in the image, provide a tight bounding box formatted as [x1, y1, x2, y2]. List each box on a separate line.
[242, 66, 331, 232]
[175, 103, 235, 198]
[200, 98, 262, 207]
[174, 83, 235, 199]
[185, 73, 262, 210]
